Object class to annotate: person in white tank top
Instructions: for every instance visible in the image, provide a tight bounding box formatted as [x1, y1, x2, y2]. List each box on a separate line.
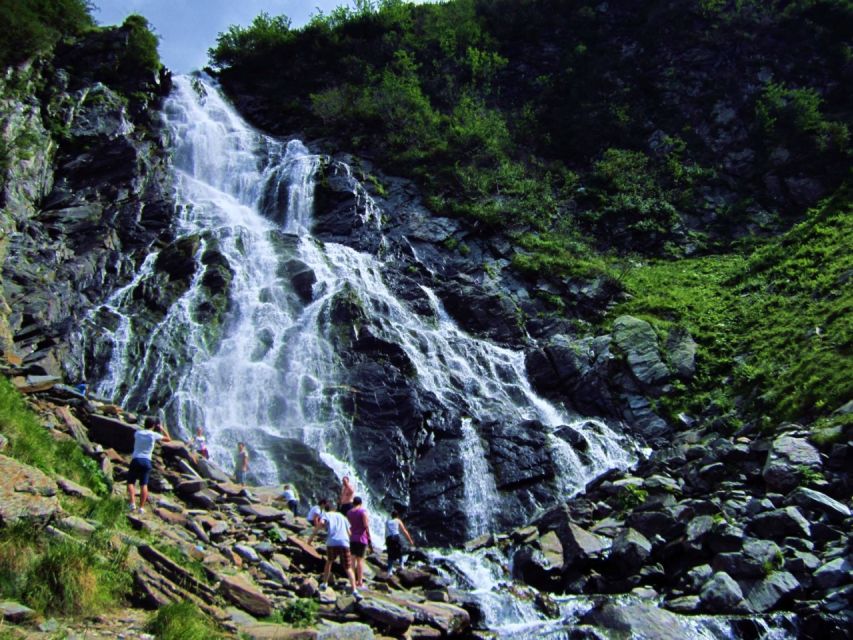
[384, 507, 415, 575]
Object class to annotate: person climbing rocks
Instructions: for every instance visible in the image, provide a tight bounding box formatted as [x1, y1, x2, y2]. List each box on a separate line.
[127, 416, 170, 513]
[307, 498, 331, 545]
[385, 507, 415, 576]
[316, 501, 362, 600]
[235, 441, 249, 484]
[347, 496, 373, 588]
[192, 426, 209, 459]
[281, 483, 299, 514]
[339, 475, 355, 514]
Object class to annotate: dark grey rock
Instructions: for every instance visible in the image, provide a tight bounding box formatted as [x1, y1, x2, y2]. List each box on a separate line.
[814, 557, 853, 590]
[609, 528, 652, 572]
[748, 506, 811, 540]
[699, 571, 747, 613]
[746, 571, 800, 612]
[763, 434, 821, 492]
[785, 487, 850, 522]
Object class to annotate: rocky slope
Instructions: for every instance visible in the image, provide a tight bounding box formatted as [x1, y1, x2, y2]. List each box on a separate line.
[0, 373, 472, 639]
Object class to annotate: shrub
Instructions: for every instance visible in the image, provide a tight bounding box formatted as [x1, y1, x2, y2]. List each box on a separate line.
[756, 81, 849, 153]
[146, 600, 225, 640]
[120, 14, 161, 77]
[0, 0, 94, 69]
[280, 598, 320, 627]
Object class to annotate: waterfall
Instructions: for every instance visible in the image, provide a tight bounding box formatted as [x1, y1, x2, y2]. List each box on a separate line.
[83, 74, 634, 540]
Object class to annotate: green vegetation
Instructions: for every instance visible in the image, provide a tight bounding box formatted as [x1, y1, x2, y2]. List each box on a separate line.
[146, 600, 226, 640]
[614, 186, 852, 431]
[280, 597, 320, 627]
[0, 522, 131, 616]
[0, 377, 110, 494]
[617, 484, 649, 511]
[0, 0, 94, 69]
[120, 14, 162, 77]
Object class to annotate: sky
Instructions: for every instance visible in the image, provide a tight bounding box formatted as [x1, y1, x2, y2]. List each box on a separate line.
[91, 1, 435, 73]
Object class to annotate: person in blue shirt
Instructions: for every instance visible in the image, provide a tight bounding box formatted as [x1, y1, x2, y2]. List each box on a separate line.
[127, 416, 170, 513]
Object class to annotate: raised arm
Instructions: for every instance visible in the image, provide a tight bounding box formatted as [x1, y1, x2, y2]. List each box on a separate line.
[399, 520, 415, 546]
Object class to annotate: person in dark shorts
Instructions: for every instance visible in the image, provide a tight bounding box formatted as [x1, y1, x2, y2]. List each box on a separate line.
[385, 507, 415, 575]
[346, 496, 372, 588]
[338, 475, 355, 514]
[281, 484, 299, 514]
[317, 505, 361, 600]
[127, 416, 170, 513]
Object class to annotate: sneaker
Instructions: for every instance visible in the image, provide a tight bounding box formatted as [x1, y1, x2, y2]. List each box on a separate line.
[352, 589, 363, 601]
[318, 582, 327, 591]
[128, 503, 136, 512]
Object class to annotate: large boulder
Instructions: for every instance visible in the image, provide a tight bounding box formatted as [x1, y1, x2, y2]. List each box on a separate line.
[762, 434, 821, 492]
[785, 487, 850, 522]
[219, 573, 273, 617]
[700, 572, 747, 613]
[0, 455, 61, 526]
[82, 413, 138, 452]
[748, 507, 811, 541]
[746, 571, 800, 613]
[612, 316, 671, 391]
[482, 419, 554, 489]
[582, 602, 695, 639]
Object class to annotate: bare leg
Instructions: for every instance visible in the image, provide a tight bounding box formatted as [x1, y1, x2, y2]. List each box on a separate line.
[354, 556, 364, 587]
[322, 558, 333, 586]
[127, 482, 137, 508]
[140, 484, 149, 509]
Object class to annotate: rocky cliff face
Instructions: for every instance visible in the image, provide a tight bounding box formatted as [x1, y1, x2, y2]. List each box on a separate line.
[0, 26, 176, 380]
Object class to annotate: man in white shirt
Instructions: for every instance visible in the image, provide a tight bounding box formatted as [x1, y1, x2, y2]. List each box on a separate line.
[314, 503, 362, 600]
[127, 416, 170, 513]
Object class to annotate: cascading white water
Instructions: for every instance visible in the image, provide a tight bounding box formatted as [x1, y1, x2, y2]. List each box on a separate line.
[89, 74, 633, 539]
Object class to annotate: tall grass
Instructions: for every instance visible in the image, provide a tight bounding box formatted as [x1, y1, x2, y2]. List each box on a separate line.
[146, 601, 226, 640]
[0, 522, 131, 616]
[0, 377, 110, 495]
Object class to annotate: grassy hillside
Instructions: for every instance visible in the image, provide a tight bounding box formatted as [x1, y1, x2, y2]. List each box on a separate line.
[614, 184, 852, 435]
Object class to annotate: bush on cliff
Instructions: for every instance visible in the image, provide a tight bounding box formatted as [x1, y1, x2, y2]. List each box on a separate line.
[0, 0, 94, 69]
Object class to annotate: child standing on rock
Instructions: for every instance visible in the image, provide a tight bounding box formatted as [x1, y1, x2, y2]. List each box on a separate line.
[346, 496, 373, 588]
[235, 441, 249, 484]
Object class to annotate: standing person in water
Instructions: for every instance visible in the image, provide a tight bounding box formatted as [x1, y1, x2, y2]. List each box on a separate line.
[127, 416, 170, 513]
[346, 496, 372, 588]
[339, 475, 355, 514]
[385, 507, 415, 576]
[235, 442, 249, 484]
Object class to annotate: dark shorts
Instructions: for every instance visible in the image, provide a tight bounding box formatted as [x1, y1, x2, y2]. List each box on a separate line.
[287, 499, 298, 514]
[339, 502, 353, 515]
[327, 545, 351, 568]
[351, 541, 368, 558]
[386, 534, 403, 562]
[127, 457, 153, 486]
